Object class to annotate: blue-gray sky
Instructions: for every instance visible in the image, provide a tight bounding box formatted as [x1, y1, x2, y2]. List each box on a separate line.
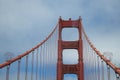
[0, 0, 120, 66]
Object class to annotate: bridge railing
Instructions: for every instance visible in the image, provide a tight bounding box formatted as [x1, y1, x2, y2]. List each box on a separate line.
[0, 24, 58, 80]
[82, 25, 120, 80]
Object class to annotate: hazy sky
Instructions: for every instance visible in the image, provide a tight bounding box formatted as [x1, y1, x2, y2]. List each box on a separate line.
[0, 0, 120, 65]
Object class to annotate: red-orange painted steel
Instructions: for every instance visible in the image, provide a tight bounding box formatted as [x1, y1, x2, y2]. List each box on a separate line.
[57, 17, 84, 80]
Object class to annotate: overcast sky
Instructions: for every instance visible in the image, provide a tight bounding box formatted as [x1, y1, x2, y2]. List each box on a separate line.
[0, 0, 120, 66]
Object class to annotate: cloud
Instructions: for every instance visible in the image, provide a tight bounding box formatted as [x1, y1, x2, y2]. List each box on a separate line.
[0, 0, 56, 54]
[0, 0, 119, 53]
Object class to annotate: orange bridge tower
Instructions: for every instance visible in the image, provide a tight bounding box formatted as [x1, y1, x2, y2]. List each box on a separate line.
[57, 17, 84, 80]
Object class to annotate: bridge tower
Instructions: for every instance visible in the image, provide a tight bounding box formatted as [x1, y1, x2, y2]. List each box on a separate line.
[57, 17, 84, 80]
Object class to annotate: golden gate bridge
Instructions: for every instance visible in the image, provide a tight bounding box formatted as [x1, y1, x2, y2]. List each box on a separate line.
[0, 17, 120, 80]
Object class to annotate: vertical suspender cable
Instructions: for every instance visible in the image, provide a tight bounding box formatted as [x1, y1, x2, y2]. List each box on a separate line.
[38, 48, 40, 80]
[46, 39, 50, 79]
[101, 60, 104, 80]
[46, 40, 48, 80]
[95, 54, 97, 80]
[107, 65, 110, 80]
[95, 52, 97, 80]
[86, 41, 89, 80]
[46, 40, 49, 80]
[92, 50, 94, 80]
[44, 43, 46, 80]
[90, 49, 92, 80]
[91, 49, 94, 80]
[6, 65, 10, 80]
[17, 59, 21, 80]
[45, 41, 47, 80]
[99, 58, 101, 80]
[97, 56, 100, 80]
[51, 37, 55, 80]
[49, 37, 52, 80]
[88, 47, 90, 80]
[44, 42, 46, 80]
[92, 51, 95, 80]
[46, 41, 48, 80]
[43, 43, 45, 80]
[87, 45, 90, 80]
[40, 46, 42, 80]
[41, 46, 43, 80]
[43, 44, 45, 80]
[51, 30, 54, 80]
[31, 51, 34, 80]
[50, 37, 52, 80]
[45, 42, 47, 80]
[25, 55, 28, 80]
[36, 48, 39, 80]
[89, 48, 92, 80]
[85, 44, 87, 80]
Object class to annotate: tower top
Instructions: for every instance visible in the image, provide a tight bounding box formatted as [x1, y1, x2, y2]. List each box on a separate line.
[59, 16, 82, 21]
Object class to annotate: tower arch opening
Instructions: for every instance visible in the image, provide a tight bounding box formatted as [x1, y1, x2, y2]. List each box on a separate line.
[62, 28, 79, 41]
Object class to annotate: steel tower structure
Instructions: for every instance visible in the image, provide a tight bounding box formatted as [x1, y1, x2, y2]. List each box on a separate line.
[57, 17, 84, 80]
